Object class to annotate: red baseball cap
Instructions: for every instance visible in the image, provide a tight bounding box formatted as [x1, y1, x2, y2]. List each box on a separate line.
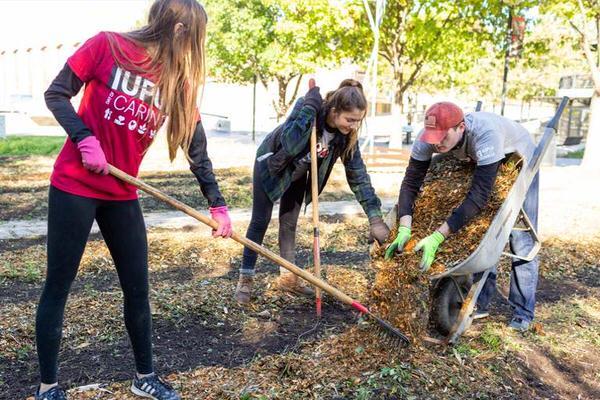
[420, 102, 464, 144]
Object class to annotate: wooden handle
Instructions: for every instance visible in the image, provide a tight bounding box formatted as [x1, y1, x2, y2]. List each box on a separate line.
[309, 119, 322, 315]
[108, 164, 355, 306]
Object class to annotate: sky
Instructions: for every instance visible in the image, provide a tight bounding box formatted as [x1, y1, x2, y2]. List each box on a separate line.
[0, 0, 153, 51]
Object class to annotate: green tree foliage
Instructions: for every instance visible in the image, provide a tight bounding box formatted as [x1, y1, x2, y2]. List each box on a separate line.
[204, 0, 369, 120]
[541, 0, 600, 167]
[506, 11, 588, 101]
[436, 10, 587, 102]
[375, 0, 508, 108]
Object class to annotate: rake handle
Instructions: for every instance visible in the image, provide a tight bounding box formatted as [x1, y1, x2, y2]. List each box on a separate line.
[108, 164, 359, 308]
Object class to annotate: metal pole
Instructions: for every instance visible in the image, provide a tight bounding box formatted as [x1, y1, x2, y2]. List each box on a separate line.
[252, 74, 257, 143]
[370, 24, 378, 155]
[500, 8, 512, 116]
[362, 0, 386, 155]
[567, 101, 573, 138]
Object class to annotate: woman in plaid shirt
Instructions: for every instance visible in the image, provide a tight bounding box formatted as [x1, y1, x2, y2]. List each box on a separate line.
[235, 79, 390, 304]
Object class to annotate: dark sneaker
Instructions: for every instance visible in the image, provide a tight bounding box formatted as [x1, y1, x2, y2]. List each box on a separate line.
[35, 386, 67, 400]
[131, 374, 181, 400]
[509, 317, 531, 332]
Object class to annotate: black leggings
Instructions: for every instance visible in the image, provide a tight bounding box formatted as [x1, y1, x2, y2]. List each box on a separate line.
[36, 186, 153, 384]
[242, 162, 306, 271]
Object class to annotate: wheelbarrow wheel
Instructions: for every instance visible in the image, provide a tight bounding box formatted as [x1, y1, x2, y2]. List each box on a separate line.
[431, 276, 473, 336]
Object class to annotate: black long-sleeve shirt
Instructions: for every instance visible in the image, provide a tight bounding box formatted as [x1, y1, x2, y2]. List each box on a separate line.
[398, 157, 501, 233]
[44, 63, 226, 207]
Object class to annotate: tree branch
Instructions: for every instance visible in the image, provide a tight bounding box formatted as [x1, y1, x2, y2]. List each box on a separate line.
[400, 60, 425, 94]
[287, 73, 303, 109]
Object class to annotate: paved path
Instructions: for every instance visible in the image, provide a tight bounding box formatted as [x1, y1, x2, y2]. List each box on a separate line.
[0, 199, 398, 240]
[1, 162, 598, 240]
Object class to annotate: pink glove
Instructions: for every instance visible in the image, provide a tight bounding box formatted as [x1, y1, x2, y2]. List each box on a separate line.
[77, 136, 108, 175]
[210, 206, 232, 238]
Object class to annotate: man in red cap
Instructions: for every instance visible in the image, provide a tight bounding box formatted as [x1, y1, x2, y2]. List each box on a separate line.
[385, 101, 539, 332]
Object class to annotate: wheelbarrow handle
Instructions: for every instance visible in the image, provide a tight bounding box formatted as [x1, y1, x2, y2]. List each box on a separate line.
[501, 207, 541, 262]
[107, 164, 357, 307]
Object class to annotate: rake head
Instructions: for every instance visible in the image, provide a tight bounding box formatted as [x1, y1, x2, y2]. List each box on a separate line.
[351, 301, 410, 347]
[368, 312, 411, 347]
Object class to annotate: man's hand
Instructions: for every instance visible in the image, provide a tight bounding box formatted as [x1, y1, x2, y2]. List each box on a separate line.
[414, 231, 445, 272]
[384, 226, 411, 259]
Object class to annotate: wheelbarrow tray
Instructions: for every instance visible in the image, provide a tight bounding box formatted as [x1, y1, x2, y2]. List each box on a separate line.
[431, 151, 533, 280]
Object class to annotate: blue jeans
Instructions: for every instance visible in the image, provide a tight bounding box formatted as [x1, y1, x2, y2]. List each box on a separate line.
[476, 172, 539, 322]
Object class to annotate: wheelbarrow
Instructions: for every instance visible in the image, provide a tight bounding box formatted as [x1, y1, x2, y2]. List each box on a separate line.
[384, 97, 569, 343]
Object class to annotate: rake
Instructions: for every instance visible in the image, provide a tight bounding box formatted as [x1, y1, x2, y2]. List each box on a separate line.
[108, 164, 410, 347]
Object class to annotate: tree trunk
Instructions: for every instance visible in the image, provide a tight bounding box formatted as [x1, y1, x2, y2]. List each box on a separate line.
[273, 75, 303, 122]
[393, 68, 404, 113]
[394, 87, 405, 113]
[582, 93, 600, 169]
[275, 77, 289, 122]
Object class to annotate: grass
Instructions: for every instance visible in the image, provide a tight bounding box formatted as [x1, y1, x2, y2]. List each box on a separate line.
[563, 148, 584, 159]
[478, 324, 504, 353]
[0, 135, 65, 156]
[350, 363, 413, 399]
[1, 257, 43, 283]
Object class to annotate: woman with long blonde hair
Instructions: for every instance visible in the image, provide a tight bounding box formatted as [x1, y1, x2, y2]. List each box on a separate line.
[235, 79, 390, 304]
[36, 1, 229, 399]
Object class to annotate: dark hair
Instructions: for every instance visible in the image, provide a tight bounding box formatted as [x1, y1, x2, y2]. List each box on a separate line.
[323, 79, 367, 160]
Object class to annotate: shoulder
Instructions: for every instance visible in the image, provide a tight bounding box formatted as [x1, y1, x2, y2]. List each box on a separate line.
[466, 113, 502, 142]
[411, 129, 434, 160]
[72, 31, 114, 60]
[83, 31, 111, 48]
[294, 97, 306, 109]
[67, 32, 112, 80]
[465, 112, 501, 133]
[285, 97, 305, 118]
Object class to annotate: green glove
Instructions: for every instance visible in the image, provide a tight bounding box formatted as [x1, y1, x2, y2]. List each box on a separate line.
[414, 231, 445, 272]
[384, 226, 411, 259]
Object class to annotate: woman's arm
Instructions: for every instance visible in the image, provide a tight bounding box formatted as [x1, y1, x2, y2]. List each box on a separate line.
[278, 96, 319, 157]
[264, 97, 319, 176]
[187, 120, 227, 208]
[44, 63, 92, 143]
[343, 144, 382, 220]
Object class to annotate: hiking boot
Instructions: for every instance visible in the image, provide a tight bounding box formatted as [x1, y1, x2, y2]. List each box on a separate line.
[235, 274, 254, 305]
[35, 386, 67, 400]
[131, 373, 180, 400]
[509, 317, 531, 332]
[276, 273, 315, 297]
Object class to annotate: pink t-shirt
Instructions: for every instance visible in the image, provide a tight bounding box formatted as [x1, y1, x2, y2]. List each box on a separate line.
[51, 32, 164, 200]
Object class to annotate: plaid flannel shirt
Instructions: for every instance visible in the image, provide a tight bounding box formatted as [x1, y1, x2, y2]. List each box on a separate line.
[256, 97, 382, 220]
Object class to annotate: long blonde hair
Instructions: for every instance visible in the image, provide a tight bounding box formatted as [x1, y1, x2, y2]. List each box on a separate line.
[107, 0, 207, 161]
[323, 79, 367, 161]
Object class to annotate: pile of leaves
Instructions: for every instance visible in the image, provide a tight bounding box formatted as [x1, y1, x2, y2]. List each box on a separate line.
[371, 156, 520, 340]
